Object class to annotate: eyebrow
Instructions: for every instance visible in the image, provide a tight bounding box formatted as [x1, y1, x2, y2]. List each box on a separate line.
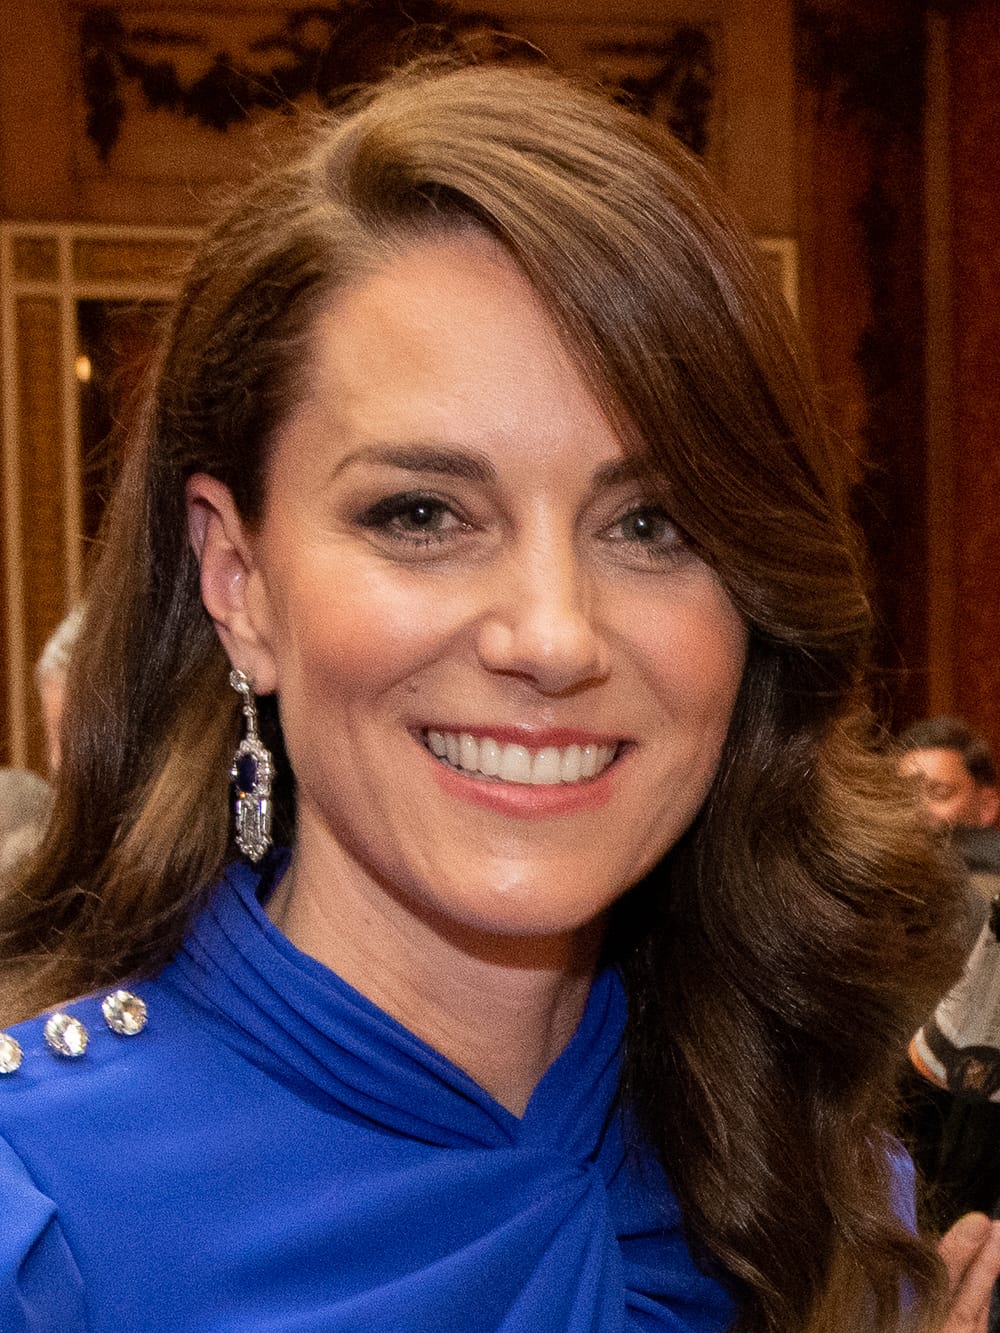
[329, 445, 497, 484]
[591, 458, 643, 489]
[329, 444, 646, 490]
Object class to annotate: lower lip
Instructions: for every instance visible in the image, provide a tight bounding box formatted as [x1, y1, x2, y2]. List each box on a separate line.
[423, 744, 619, 818]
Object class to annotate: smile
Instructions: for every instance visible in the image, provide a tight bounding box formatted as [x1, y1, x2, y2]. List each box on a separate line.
[423, 730, 620, 786]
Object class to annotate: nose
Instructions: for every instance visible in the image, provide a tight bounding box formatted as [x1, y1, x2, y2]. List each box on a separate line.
[474, 539, 611, 694]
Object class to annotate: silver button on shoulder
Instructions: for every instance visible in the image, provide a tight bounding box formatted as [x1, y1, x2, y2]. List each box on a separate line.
[0, 1033, 23, 1074]
[44, 1012, 89, 1058]
[101, 990, 148, 1036]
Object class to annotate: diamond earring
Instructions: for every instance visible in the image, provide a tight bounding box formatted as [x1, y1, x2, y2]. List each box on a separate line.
[229, 669, 274, 862]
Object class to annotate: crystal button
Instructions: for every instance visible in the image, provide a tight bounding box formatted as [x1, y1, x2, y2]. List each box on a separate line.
[0, 1032, 23, 1074]
[101, 990, 148, 1036]
[44, 1012, 89, 1058]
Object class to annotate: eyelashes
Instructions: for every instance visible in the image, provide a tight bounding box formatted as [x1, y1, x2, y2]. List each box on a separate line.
[354, 490, 689, 564]
[604, 506, 686, 558]
[356, 492, 468, 547]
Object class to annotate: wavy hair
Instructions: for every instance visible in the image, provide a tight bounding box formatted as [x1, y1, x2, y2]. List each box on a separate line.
[0, 62, 965, 1332]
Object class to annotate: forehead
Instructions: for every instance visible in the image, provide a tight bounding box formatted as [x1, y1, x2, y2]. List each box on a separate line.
[271, 231, 636, 485]
[898, 747, 974, 788]
[309, 232, 574, 396]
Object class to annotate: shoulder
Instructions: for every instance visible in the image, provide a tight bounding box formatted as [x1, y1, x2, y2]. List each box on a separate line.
[0, 967, 285, 1182]
[0, 978, 215, 1148]
[2, 982, 158, 1086]
[954, 825, 1000, 875]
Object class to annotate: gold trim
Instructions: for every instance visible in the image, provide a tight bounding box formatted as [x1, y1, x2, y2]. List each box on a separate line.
[757, 236, 799, 319]
[1, 225, 197, 769]
[13, 236, 59, 282]
[73, 237, 194, 286]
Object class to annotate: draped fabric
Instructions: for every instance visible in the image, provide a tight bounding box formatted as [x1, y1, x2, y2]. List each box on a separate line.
[0, 854, 734, 1331]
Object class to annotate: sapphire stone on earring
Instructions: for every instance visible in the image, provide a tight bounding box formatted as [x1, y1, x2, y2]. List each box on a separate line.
[229, 669, 274, 862]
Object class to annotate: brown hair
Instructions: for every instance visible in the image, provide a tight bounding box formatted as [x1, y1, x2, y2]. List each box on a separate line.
[0, 62, 965, 1331]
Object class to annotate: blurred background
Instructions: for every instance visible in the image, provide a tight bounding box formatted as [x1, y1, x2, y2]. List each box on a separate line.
[1, 0, 997, 775]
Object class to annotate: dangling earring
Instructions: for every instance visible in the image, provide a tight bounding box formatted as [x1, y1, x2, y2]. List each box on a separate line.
[229, 669, 273, 862]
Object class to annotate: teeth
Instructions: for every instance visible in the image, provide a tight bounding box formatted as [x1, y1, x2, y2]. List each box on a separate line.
[498, 744, 531, 783]
[560, 745, 582, 783]
[424, 731, 618, 786]
[531, 748, 562, 785]
[479, 737, 501, 777]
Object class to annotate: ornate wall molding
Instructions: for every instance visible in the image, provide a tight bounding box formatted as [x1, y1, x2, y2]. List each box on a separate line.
[77, 3, 715, 163]
[569, 25, 715, 157]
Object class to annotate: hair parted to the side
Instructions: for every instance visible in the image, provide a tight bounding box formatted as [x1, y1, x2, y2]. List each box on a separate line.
[0, 61, 966, 1332]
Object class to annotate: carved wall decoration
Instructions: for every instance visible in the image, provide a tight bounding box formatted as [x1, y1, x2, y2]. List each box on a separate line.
[588, 25, 714, 157]
[78, 2, 526, 162]
[77, 3, 716, 165]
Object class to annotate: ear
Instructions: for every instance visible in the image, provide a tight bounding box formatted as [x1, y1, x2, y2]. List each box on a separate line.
[186, 473, 278, 694]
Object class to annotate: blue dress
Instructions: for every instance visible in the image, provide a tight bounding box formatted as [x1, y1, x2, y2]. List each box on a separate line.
[0, 854, 734, 1331]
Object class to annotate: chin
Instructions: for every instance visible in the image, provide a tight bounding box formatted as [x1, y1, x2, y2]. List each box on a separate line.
[416, 872, 621, 943]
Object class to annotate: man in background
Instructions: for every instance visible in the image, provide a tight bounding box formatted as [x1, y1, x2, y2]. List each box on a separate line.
[898, 718, 1000, 917]
[899, 717, 1000, 1227]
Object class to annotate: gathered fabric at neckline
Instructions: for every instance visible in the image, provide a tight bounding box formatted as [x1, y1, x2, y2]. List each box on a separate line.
[165, 850, 626, 1152]
[149, 851, 735, 1331]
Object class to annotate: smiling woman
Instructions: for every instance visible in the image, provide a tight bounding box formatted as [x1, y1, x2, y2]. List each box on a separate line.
[0, 60, 992, 1333]
[187, 233, 746, 994]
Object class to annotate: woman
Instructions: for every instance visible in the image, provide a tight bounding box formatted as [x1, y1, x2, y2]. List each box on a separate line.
[0, 62, 994, 1332]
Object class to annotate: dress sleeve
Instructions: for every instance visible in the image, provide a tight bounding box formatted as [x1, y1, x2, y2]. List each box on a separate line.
[0, 1133, 86, 1332]
[888, 1137, 918, 1232]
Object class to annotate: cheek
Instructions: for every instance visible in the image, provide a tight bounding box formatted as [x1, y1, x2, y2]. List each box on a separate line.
[266, 559, 460, 708]
[633, 589, 748, 727]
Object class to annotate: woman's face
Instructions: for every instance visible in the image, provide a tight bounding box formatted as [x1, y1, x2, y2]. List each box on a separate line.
[230, 231, 747, 940]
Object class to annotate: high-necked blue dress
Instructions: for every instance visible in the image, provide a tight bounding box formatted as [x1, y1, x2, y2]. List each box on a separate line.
[0, 853, 734, 1331]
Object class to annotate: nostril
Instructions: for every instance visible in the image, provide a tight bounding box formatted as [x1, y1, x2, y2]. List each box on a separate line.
[474, 598, 609, 693]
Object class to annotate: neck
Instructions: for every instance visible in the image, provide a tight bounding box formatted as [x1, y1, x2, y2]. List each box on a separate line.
[266, 837, 603, 1118]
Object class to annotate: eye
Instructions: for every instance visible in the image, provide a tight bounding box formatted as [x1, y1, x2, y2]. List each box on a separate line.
[604, 504, 687, 562]
[356, 491, 467, 547]
[617, 508, 674, 544]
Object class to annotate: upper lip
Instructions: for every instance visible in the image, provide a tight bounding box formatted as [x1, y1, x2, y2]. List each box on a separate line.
[417, 724, 628, 748]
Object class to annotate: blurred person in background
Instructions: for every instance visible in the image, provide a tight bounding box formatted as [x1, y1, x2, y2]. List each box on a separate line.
[899, 717, 1000, 909]
[33, 605, 83, 777]
[0, 770, 52, 886]
[0, 610, 82, 889]
[900, 719, 1000, 1229]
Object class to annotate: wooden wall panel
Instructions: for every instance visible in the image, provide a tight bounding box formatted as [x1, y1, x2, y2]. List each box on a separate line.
[14, 297, 67, 774]
[794, 0, 930, 730]
[950, 1, 1000, 757]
